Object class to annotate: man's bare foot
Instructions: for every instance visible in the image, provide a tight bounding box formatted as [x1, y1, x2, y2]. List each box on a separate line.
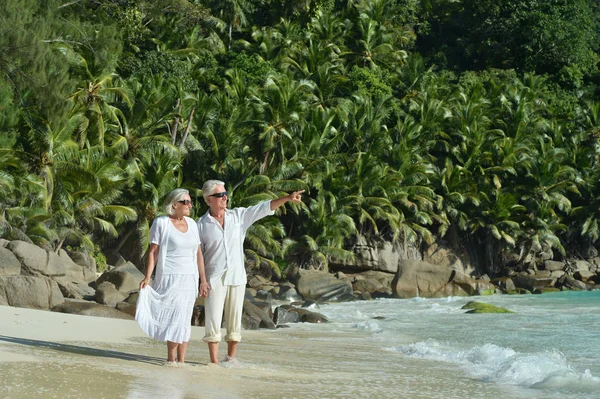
[221, 355, 239, 366]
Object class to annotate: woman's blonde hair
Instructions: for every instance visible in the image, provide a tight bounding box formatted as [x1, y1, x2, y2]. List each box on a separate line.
[201, 179, 225, 205]
[164, 188, 190, 216]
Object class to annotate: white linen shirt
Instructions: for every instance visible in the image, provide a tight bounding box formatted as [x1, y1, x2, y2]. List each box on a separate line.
[197, 200, 274, 287]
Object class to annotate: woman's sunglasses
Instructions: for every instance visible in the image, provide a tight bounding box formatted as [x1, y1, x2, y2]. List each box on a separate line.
[177, 199, 192, 205]
[209, 191, 228, 198]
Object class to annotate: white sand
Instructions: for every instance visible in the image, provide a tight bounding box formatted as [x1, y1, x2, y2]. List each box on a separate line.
[1, 305, 150, 345]
[0, 305, 254, 398]
[1, 306, 381, 399]
[0, 305, 493, 399]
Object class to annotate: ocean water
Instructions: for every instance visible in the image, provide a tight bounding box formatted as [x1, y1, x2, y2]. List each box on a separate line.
[277, 290, 600, 399]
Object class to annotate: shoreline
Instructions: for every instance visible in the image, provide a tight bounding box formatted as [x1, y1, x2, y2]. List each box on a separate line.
[1, 303, 464, 399]
[4, 294, 595, 399]
[1, 305, 397, 399]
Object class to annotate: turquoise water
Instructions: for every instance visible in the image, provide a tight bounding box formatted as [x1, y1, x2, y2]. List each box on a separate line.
[297, 290, 600, 399]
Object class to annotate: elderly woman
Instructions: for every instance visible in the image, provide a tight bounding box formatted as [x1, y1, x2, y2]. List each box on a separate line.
[136, 188, 209, 364]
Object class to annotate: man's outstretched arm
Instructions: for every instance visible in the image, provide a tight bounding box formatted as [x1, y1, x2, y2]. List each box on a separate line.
[270, 190, 305, 211]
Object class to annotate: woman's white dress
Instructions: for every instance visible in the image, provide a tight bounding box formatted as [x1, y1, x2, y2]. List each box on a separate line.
[136, 217, 199, 344]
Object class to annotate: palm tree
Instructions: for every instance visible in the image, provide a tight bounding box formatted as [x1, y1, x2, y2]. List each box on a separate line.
[283, 190, 356, 271]
[50, 144, 137, 252]
[385, 116, 441, 246]
[514, 137, 577, 263]
[201, 0, 253, 49]
[118, 142, 183, 264]
[13, 109, 137, 253]
[189, 72, 257, 186]
[69, 73, 131, 153]
[282, 36, 347, 107]
[251, 72, 317, 173]
[309, 9, 346, 46]
[339, 152, 402, 237]
[341, 92, 394, 155]
[0, 147, 54, 247]
[343, 0, 412, 69]
[0, 149, 18, 206]
[467, 189, 525, 275]
[437, 84, 509, 243]
[565, 101, 600, 249]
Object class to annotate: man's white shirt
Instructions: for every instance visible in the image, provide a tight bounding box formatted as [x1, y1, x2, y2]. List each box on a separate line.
[197, 200, 274, 287]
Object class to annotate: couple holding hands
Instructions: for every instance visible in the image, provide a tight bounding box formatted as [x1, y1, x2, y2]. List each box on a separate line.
[135, 180, 304, 365]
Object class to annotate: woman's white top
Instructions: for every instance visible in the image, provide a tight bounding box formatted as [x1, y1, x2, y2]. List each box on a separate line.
[150, 216, 200, 290]
[164, 222, 197, 275]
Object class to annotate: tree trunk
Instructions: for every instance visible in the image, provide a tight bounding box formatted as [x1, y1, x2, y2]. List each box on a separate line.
[55, 238, 65, 253]
[261, 150, 271, 174]
[484, 233, 503, 277]
[179, 108, 195, 150]
[170, 99, 181, 145]
[114, 227, 135, 253]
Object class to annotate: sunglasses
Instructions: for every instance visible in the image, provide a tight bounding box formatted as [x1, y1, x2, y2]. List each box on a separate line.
[209, 191, 228, 198]
[177, 199, 192, 205]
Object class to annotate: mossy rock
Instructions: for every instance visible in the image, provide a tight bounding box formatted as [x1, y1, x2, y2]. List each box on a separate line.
[478, 288, 496, 296]
[461, 301, 515, 314]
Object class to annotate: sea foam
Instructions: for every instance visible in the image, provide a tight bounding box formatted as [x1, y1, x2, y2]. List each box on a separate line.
[394, 339, 600, 392]
[351, 320, 383, 333]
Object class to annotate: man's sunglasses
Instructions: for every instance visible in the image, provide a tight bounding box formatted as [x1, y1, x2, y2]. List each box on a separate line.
[177, 199, 192, 205]
[209, 191, 228, 198]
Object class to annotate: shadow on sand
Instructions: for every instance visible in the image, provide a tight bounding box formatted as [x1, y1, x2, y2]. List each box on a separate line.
[0, 335, 205, 366]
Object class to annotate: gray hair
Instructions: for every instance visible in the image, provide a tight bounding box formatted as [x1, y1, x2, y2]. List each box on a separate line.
[202, 179, 225, 205]
[164, 188, 189, 216]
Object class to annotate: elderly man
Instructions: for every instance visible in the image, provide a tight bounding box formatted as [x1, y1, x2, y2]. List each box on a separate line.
[197, 179, 303, 364]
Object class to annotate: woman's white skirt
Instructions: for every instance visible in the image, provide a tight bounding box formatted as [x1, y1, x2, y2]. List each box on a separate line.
[135, 274, 197, 344]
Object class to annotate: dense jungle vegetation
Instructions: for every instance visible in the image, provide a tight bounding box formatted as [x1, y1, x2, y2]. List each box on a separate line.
[2, 0, 600, 277]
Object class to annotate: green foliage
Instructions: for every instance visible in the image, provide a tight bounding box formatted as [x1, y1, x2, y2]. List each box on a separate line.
[67, 244, 108, 272]
[228, 51, 274, 86]
[418, 0, 598, 86]
[0, 80, 18, 131]
[111, 6, 151, 49]
[194, 52, 224, 89]
[2, 0, 600, 278]
[348, 66, 392, 99]
[119, 51, 196, 91]
[557, 64, 591, 91]
[93, 245, 108, 273]
[0, 0, 74, 119]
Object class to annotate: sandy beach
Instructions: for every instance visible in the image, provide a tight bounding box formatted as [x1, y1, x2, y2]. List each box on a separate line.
[0, 305, 228, 398]
[0, 303, 480, 399]
[4, 296, 596, 399]
[1, 305, 420, 399]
